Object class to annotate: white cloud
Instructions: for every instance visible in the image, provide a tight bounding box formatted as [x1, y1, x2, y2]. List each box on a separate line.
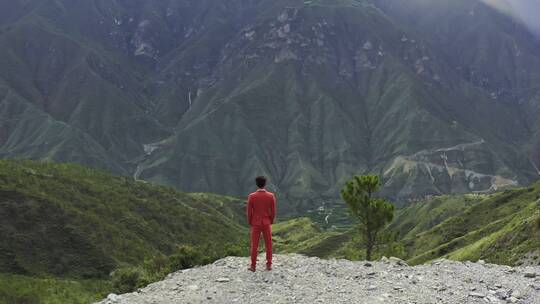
[481, 0, 540, 34]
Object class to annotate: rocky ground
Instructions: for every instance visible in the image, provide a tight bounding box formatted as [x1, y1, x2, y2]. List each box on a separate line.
[98, 254, 540, 304]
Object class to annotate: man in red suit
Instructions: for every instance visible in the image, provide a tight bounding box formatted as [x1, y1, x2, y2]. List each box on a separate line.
[247, 176, 276, 272]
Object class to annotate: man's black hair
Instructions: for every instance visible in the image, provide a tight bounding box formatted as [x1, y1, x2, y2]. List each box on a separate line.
[255, 176, 267, 188]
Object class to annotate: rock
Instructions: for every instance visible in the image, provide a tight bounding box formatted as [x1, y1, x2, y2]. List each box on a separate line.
[363, 262, 372, 267]
[389, 257, 408, 266]
[432, 259, 445, 266]
[469, 292, 486, 298]
[362, 41, 373, 50]
[94, 254, 540, 304]
[510, 290, 522, 299]
[506, 296, 518, 303]
[524, 272, 536, 278]
[106, 294, 122, 303]
[495, 290, 509, 300]
[213, 260, 227, 266]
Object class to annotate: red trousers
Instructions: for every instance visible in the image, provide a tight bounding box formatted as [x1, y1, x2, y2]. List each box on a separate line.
[250, 224, 272, 267]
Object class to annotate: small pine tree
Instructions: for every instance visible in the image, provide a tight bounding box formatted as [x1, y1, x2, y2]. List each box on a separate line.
[341, 175, 394, 260]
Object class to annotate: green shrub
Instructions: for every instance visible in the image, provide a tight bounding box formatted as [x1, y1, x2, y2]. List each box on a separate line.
[378, 232, 406, 259]
[143, 253, 169, 281]
[111, 267, 149, 294]
[110, 242, 249, 294]
[167, 245, 203, 271]
[223, 242, 249, 257]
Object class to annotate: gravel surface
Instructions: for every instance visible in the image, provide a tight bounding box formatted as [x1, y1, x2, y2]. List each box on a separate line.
[97, 254, 540, 304]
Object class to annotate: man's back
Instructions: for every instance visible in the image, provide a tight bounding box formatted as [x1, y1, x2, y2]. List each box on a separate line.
[247, 189, 276, 226]
[247, 176, 276, 272]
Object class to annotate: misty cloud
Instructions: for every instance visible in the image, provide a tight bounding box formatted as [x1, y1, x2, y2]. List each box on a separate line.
[482, 0, 540, 35]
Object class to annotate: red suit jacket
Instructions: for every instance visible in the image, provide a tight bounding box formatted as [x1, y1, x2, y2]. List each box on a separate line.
[247, 189, 276, 226]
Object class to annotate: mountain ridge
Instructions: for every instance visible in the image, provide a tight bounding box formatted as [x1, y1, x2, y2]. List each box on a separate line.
[1, 0, 540, 212]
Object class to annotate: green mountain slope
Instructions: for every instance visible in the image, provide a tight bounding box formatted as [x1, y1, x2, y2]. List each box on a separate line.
[0, 0, 539, 213]
[0, 159, 330, 303]
[272, 217, 348, 257]
[0, 273, 110, 304]
[136, 0, 540, 212]
[0, 159, 247, 278]
[401, 185, 540, 265]
[291, 183, 540, 265]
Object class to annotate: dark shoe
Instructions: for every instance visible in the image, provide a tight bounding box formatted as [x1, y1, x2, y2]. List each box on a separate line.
[248, 266, 256, 272]
[266, 265, 272, 271]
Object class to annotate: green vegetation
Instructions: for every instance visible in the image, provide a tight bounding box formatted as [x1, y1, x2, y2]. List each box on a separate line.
[111, 243, 248, 294]
[2, 0, 540, 299]
[0, 159, 247, 278]
[0, 159, 250, 302]
[0, 158, 538, 302]
[0, 273, 110, 304]
[401, 186, 540, 265]
[341, 175, 394, 260]
[272, 217, 344, 257]
[2, 0, 540, 213]
[292, 183, 540, 266]
[388, 194, 484, 240]
[0, 159, 351, 303]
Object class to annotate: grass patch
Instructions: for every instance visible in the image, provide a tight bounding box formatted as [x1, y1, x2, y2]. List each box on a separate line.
[0, 273, 110, 304]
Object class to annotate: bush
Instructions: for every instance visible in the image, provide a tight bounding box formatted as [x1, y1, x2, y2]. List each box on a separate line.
[111, 267, 149, 294]
[223, 242, 249, 257]
[111, 243, 249, 294]
[378, 232, 406, 259]
[143, 252, 169, 281]
[167, 245, 203, 271]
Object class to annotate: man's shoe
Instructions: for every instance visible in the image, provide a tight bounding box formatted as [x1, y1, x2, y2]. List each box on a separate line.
[248, 266, 256, 272]
[266, 265, 272, 271]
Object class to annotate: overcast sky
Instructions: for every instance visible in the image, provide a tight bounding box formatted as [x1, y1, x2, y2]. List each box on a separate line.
[482, 0, 540, 35]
